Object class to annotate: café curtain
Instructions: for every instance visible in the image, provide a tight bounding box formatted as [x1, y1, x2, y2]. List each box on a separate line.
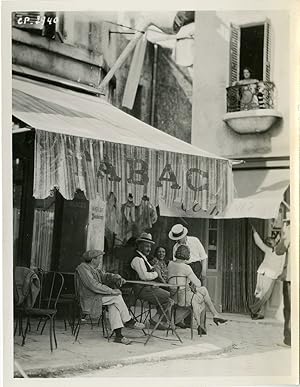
[222, 218, 267, 313]
[33, 130, 231, 213]
[30, 208, 54, 271]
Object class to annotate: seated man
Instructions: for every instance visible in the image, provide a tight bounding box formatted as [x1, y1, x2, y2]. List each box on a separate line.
[76, 249, 145, 345]
[130, 233, 174, 330]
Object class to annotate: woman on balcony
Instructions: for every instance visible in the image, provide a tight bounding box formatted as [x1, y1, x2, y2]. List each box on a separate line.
[233, 67, 259, 110]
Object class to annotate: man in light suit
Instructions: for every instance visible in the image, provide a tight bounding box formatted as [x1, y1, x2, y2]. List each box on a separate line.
[76, 249, 145, 345]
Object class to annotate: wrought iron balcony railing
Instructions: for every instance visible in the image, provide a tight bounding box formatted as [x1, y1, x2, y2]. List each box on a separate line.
[226, 81, 275, 113]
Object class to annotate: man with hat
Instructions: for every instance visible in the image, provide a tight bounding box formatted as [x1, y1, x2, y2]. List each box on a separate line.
[275, 214, 291, 346]
[130, 232, 173, 329]
[76, 249, 145, 345]
[169, 224, 208, 283]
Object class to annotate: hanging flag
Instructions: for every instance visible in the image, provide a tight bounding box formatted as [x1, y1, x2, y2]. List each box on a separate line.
[122, 35, 147, 109]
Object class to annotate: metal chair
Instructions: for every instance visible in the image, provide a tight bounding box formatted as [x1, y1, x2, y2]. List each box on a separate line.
[72, 270, 109, 342]
[168, 275, 199, 339]
[21, 271, 64, 352]
[55, 272, 76, 332]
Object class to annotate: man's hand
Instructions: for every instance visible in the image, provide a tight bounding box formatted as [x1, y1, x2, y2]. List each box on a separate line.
[120, 278, 126, 286]
[112, 289, 122, 296]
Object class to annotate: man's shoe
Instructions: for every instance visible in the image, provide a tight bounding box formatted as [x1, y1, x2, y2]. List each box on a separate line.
[252, 314, 264, 320]
[125, 320, 145, 330]
[149, 319, 168, 331]
[197, 326, 207, 335]
[283, 338, 291, 346]
[113, 336, 132, 345]
[176, 321, 187, 329]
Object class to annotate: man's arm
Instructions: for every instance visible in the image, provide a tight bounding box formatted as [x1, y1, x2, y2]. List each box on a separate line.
[77, 266, 117, 295]
[197, 239, 208, 281]
[100, 271, 126, 287]
[253, 231, 267, 253]
[131, 257, 158, 281]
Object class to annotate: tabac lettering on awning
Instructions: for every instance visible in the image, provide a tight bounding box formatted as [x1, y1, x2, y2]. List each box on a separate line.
[33, 130, 232, 213]
[97, 158, 208, 192]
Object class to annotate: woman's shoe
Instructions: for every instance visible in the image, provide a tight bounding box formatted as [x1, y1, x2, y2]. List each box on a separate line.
[197, 326, 207, 335]
[213, 317, 227, 326]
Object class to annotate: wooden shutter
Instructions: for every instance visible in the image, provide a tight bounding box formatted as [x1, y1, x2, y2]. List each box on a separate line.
[263, 19, 271, 81]
[230, 24, 240, 85]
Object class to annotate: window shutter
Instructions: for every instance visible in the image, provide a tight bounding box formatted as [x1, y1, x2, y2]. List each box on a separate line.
[230, 24, 240, 85]
[263, 19, 271, 81]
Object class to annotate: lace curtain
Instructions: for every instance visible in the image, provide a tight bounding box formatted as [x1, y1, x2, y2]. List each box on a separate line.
[30, 208, 54, 271]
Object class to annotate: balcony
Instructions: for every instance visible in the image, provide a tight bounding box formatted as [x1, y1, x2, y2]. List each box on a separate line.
[223, 81, 282, 134]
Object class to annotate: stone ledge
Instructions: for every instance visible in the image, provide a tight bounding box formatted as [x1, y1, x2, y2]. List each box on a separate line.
[223, 109, 283, 134]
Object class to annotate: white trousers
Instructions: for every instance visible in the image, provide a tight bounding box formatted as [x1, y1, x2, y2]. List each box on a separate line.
[102, 294, 131, 331]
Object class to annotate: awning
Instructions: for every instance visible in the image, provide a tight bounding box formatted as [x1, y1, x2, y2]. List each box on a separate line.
[222, 169, 290, 219]
[12, 75, 234, 212]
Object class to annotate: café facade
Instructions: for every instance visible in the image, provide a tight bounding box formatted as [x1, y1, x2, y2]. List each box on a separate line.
[12, 74, 234, 284]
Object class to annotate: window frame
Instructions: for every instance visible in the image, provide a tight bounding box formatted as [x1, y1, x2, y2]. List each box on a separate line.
[229, 19, 271, 85]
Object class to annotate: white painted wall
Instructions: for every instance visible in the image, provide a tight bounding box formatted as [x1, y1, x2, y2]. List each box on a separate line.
[192, 10, 290, 159]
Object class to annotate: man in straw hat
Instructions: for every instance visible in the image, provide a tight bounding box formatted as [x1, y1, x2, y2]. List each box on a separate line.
[76, 249, 145, 345]
[275, 211, 291, 346]
[130, 232, 174, 329]
[169, 224, 208, 283]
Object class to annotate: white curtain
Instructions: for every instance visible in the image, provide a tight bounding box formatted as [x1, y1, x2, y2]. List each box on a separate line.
[30, 209, 54, 271]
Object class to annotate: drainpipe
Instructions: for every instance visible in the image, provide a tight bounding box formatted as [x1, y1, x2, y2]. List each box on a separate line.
[150, 43, 158, 126]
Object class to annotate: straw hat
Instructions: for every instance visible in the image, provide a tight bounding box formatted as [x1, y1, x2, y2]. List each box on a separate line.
[136, 232, 155, 245]
[168, 224, 188, 241]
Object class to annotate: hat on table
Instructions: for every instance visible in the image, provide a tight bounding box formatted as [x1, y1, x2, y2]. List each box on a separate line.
[168, 224, 188, 240]
[136, 232, 155, 245]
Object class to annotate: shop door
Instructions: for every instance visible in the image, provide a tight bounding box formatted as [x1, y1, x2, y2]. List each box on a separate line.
[206, 219, 223, 313]
[52, 190, 89, 273]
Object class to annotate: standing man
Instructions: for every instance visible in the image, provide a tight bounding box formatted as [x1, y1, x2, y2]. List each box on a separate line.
[76, 250, 145, 345]
[169, 224, 208, 284]
[130, 233, 174, 329]
[275, 217, 291, 346]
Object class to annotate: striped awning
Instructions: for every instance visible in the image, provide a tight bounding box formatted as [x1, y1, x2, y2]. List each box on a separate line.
[12, 75, 234, 212]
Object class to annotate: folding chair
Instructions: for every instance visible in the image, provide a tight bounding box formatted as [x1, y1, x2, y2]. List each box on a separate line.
[123, 285, 152, 322]
[168, 275, 199, 339]
[22, 271, 64, 352]
[72, 270, 109, 342]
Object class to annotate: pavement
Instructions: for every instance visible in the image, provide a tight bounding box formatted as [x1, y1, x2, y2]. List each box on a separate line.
[13, 312, 284, 378]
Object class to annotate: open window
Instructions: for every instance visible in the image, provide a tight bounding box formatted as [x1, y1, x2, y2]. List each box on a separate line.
[230, 19, 271, 85]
